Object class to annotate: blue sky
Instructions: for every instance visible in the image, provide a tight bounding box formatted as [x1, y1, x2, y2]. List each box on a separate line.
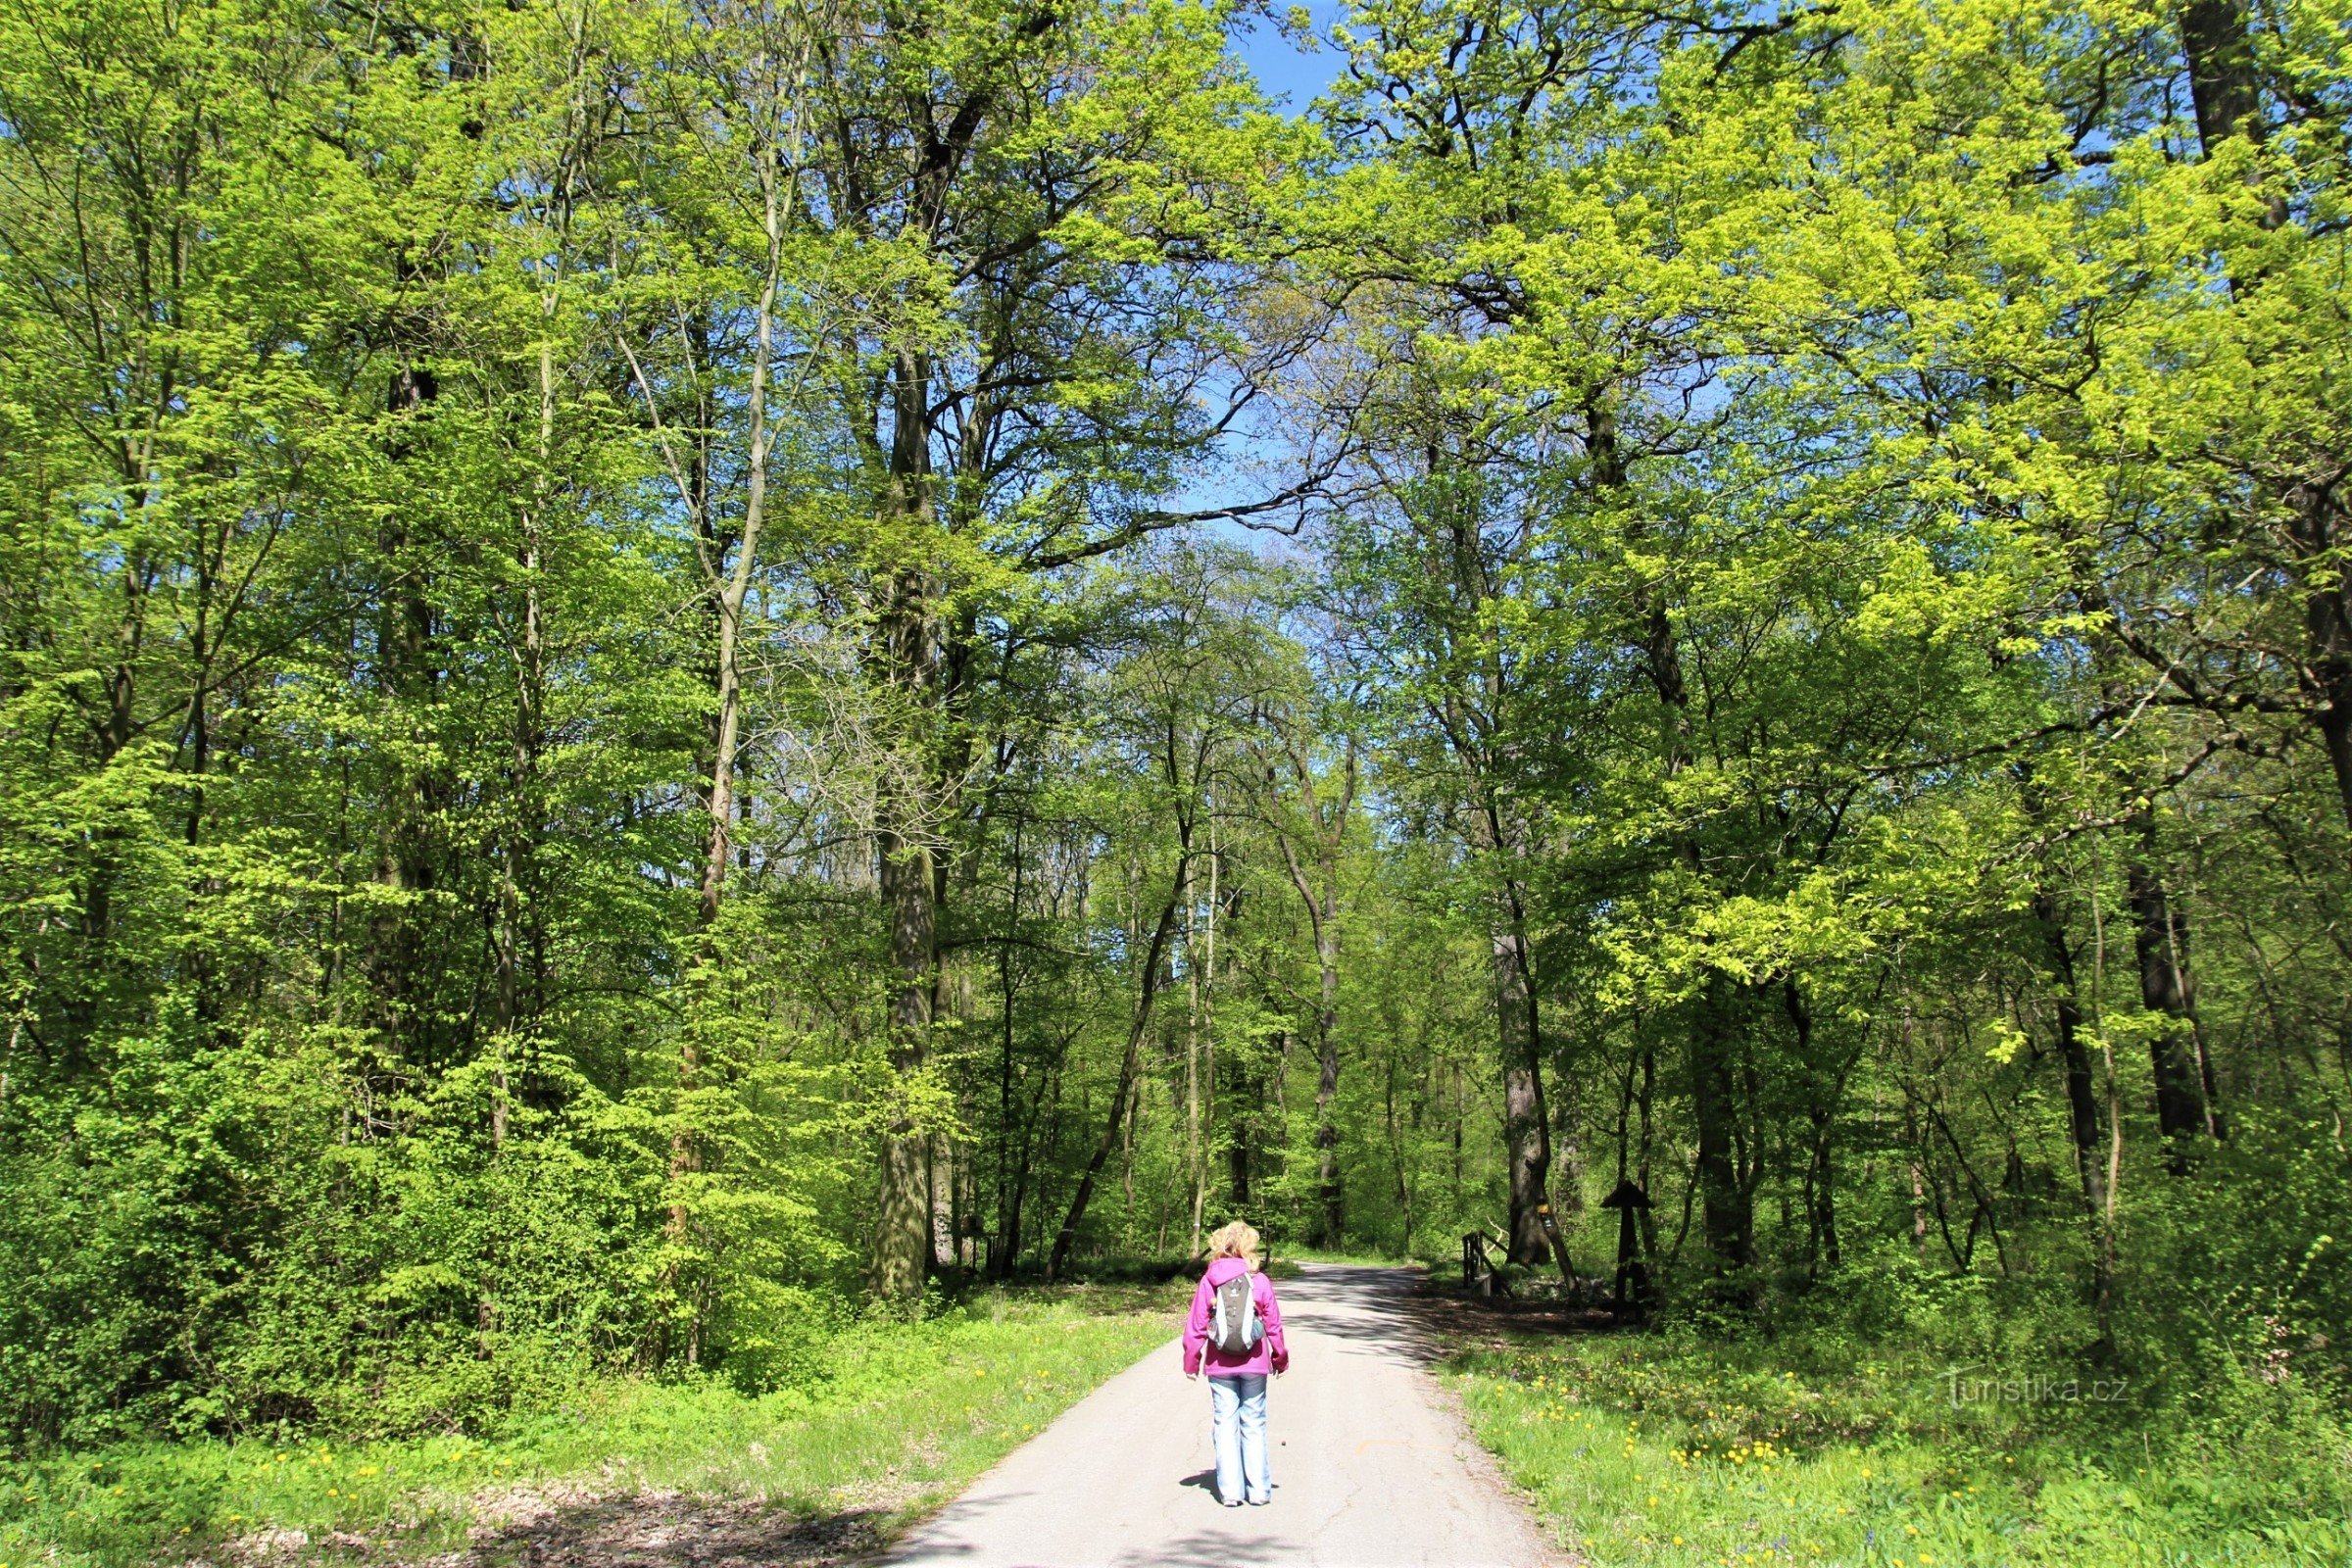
[1227, 7, 1346, 116]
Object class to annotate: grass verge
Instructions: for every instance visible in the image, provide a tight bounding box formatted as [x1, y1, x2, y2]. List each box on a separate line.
[3, 1281, 1182, 1568]
[1268, 1245, 1433, 1271]
[1445, 1326, 2352, 1567]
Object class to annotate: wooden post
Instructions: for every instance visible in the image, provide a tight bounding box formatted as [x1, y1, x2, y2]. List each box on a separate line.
[1601, 1179, 1653, 1316]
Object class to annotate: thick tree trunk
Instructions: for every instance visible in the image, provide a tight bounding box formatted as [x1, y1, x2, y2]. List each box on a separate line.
[873, 806, 939, 1299]
[1457, 791, 1563, 1275]
[2179, 0, 2263, 153]
[2291, 491, 2352, 835]
[1689, 977, 1753, 1280]
[1494, 924, 1555, 1269]
[2176, 5, 2352, 834]
[871, 337, 947, 1300]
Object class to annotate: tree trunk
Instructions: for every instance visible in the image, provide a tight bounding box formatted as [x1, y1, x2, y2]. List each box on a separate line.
[993, 818, 1027, 1278]
[369, 362, 442, 1066]
[1310, 914, 1343, 1247]
[930, 1130, 957, 1272]
[1273, 734, 1356, 1249]
[2291, 491, 2352, 836]
[668, 141, 784, 1339]
[2178, 0, 2263, 153]
[1494, 923, 1555, 1268]
[871, 338, 946, 1301]
[1186, 855, 1205, 1255]
[1785, 979, 1839, 1273]
[1598, 393, 1752, 1288]
[2035, 888, 2116, 1347]
[1690, 976, 1753, 1280]
[2128, 814, 2218, 1166]
[1048, 874, 1187, 1279]
[873, 802, 939, 1299]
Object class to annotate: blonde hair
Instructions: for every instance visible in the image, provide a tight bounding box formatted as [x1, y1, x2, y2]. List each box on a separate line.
[1205, 1220, 1261, 1270]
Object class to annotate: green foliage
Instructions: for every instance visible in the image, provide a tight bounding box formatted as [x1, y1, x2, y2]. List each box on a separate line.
[1451, 1318, 2352, 1566]
[0, 1285, 1179, 1568]
[3, 0, 2350, 1557]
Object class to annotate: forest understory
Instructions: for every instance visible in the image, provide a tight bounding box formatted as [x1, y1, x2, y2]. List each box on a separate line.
[4, 0, 2351, 1560]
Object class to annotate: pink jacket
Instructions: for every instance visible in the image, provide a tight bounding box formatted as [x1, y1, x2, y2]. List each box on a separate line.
[1182, 1257, 1289, 1378]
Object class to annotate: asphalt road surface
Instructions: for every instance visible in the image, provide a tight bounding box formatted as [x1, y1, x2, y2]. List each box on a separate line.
[883, 1262, 1558, 1568]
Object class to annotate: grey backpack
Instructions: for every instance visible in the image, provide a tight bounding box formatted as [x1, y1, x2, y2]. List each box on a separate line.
[1210, 1272, 1263, 1356]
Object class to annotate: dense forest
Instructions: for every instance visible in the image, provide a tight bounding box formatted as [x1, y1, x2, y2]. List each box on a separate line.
[2, 0, 2348, 1461]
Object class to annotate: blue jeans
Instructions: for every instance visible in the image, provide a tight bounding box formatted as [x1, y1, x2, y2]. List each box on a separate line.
[1206, 1373, 1270, 1504]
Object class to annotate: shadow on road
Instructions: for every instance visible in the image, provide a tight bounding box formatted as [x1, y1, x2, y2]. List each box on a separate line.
[416, 1490, 891, 1568]
[1273, 1265, 1448, 1366]
[1109, 1533, 1294, 1567]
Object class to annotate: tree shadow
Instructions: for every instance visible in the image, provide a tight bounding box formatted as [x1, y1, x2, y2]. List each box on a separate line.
[430, 1489, 892, 1568]
[1275, 1264, 1453, 1366]
[1108, 1534, 1292, 1567]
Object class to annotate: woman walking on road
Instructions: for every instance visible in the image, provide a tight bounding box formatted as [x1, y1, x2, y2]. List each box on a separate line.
[1182, 1220, 1289, 1507]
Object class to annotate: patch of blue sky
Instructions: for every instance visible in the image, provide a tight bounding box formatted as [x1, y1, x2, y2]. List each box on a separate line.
[1226, 3, 1347, 119]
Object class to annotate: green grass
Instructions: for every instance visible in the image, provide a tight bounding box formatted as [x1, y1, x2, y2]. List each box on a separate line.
[1446, 1328, 2352, 1567]
[1268, 1243, 1433, 1270]
[1, 1280, 1183, 1568]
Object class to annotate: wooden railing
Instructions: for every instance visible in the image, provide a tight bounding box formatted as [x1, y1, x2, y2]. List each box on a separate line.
[1460, 1230, 1511, 1297]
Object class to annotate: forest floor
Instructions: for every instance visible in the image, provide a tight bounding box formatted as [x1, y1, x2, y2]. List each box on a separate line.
[3, 1281, 1183, 1568]
[1426, 1285, 2352, 1567]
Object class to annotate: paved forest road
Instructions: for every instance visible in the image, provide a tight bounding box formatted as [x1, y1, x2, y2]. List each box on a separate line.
[882, 1263, 1559, 1568]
